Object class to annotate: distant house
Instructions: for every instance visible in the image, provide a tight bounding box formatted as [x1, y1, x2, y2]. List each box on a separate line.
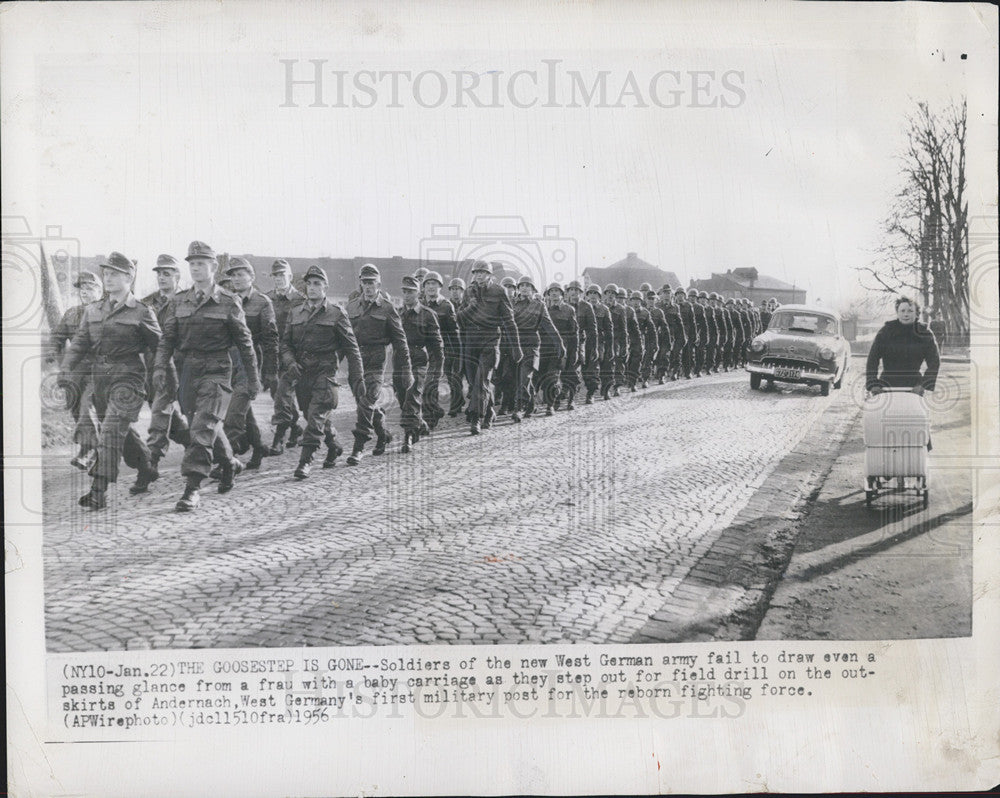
[582, 252, 681, 292]
[690, 268, 806, 305]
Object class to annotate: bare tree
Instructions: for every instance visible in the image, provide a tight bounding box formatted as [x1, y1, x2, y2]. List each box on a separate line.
[858, 98, 969, 342]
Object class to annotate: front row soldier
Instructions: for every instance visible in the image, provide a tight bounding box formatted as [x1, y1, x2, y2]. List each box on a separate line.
[585, 283, 614, 400]
[512, 275, 562, 419]
[346, 263, 413, 464]
[646, 290, 671, 383]
[493, 275, 519, 416]
[398, 274, 443, 452]
[709, 292, 731, 372]
[445, 277, 468, 417]
[266, 259, 306, 453]
[697, 290, 719, 375]
[420, 271, 457, 431]
[456, 260, 522, 435]
[279, 266, 364, 478]
[674, 287, 697, 378]
[51, 269, 103, 471]
[564, 280, 598, 405]
[60, 253, 161, 510]
[630, 290, 655, 389]
[154, 241, 260, 511]
[603, 284, 629, 396]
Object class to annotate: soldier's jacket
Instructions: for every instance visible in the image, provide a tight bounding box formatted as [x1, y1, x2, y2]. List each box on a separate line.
[608, 304, 630, 352]
[280, 298, 364, 388]
[547, 302, 579, 357]
[141, 291, 173, 326]
[573, 299, 598, 362]
[677, 301, 698, 346]
[231, 288, 279, 378]
[513, 295, 564, 359]
[346, 293, 413, 380]
[751, 308, 762, 336]
[691, 302, 709, 343]
[727, 307, 745, 340]
[661, 302, 687, 347]
[154, 286, 259, 380]
[759, 309, 772, 332]
[63, 294, 161, 376]
[266, 285, 306, 343]
[625, 305, 643, 353]
[590, 300, 614, 356]
[701, 302, 718, 340]
[456, 280, 521, 359]
[425, 296, 460, 356]
[633, 305, 656, 346]
[51, 303, 91, 364]
[648, 305, 671, 350]
[400, 301, 444, 373]
[713, 305, 732, 343]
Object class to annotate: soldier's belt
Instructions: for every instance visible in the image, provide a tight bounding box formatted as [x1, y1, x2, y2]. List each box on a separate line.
[94, 353, 143, 364]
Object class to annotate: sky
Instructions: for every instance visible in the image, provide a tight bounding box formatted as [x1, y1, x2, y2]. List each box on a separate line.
[2, 1, 996, 307]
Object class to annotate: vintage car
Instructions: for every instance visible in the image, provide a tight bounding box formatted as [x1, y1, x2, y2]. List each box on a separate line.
[745, 304, 849, 396]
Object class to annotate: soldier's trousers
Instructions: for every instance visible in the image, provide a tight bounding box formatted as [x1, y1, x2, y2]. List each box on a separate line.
[693, 339, 706, 375]
[733, 336, 745, 367]
[560, 343, 581, 399]
[626, 342, 643, 387]
[514, 353, 538, 413]
[353, 345, 389, 446]
[270, 366, 302, 431]
[147, 394, 189, 460]
[64, 372, 100, 451]
[224, 350, 263, 454]
[537, 353, 562, 408]
[420, 356, 445, 426]
[654, 336, 671, 378]
[493, 352, 516, 412]
[612, 342, 629, 387]
[89, 367, 150, 485]
[395, 360, 426, 433]
[599, 350, 616, 394]
[640, 336, 657, 381]
[705, 336, 718, 372]
[680, 342, 695, 377]
[464, 338, 501, 419]
[295, 366, 340, 451]
[444, 350, 465, 415]
[177, 353, 235, 482]
[581, 348, 600, 395]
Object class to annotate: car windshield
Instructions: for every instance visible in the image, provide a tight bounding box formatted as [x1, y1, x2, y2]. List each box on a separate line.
[769, 311, 836, 334]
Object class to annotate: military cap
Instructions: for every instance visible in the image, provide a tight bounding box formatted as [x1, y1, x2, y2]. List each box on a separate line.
[658, 284, 673, 294]
[698, 290, 709, 299]
[448, 277, 466, 290]
[471, 260, 492, 274]
[687, 287, 699, 297]
[545, 281, 564, 295]
[358, 263, 381, 280]
[586, 283, 602, 295]
[517, 275, 536, 289]
[271, 258, 292, 275]
[185, 240, 216, 261]
[154, 254, 180, 272]
[638, 282, 653, 293]
[645, 290, 658, 300]
[423, 270, 444, 286]
[303, 265, 328, 283]
[674, 286, 687, 295]
[627, 290, 641, 300]
[401, 274, 420, 291]
[565, 279, 583, 291]
[225, 256, 255, 276]
[100, 251, 135, 276]
[769, 297, 778, 304]
[710, 292, 721, 301]
[603, 282, 619, 294]
[500, 276, 517, 288]
[724, 297, 735, 305]
[73, 270, 101, 288]
[617, 288, 628, 298]
[413, 267, 429, 278]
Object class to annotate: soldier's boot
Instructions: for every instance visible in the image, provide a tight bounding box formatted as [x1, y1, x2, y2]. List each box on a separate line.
[175, 478, 201, 512]
[469, 413, 481, 436]
[585, 391, 594, 405]
[71, 447, 96, 472]
[294, 446, 317, 479]
[245, 445, 266, 470]
[566, 394, 576, 411]
[208, 463, 222, 481]
[287, 424, 302, 448]
[545, 403, 554, 416]
[269, 424, 289, 456]
[217, 458, 243, 494]
[401, 430, 415, 454]
[346, 439, 365, 466]
[78, 478, 107, 511]
[553, 395, 562, 411]
[373, 427, 392, 456]
[129, 451, 160, 495]
[482, 406, 497, 428]
[419, 420, 431, 439]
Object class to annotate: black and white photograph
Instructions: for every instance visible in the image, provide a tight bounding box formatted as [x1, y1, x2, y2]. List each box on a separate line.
[4, 1, 998, 795]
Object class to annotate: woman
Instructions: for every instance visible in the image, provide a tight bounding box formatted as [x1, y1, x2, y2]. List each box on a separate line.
[865, 296, 941, 395]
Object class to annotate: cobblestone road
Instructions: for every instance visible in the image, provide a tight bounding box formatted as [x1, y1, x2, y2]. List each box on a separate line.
[43, 371, 853, 651]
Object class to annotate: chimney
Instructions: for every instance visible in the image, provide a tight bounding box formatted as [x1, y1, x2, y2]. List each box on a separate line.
[627, 252, 637, 263]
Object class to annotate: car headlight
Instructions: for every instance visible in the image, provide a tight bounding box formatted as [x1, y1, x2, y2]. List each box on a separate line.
[750, 339, 766, 353]
[819, 346, 834, 360]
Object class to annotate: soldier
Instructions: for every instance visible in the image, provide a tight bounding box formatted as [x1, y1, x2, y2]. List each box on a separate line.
[696, 291, 718, 375]
[657, 286, 685, 381]
[725, 298, 744, 368]
[564, 280, 598, 405]
[222, 257, 278, 470]
[131, 255, 192, 494]
[420, 271, 458, 430]
[397, 274, 443, 451]
[511, 275, 563, 419]
[585, 283, 615, 400]
[154, 241, 259, 511]
[51, 269, 102, 471]
[412, 266, 430, 304]
[673, 287, 698, 378]
[709, 293, 731, 372]
[602, 284, 629, 396]
[60, 253, 161, 510]
[280, 265, 364, 478]
[446, 276, 468, 416]
[759, 299, 772, 333]
[266, 259, 306, 454]
[543, 282, 576, 412]
[645, 290, 670, 383]
[345, 263, 413, 464]
[629, 290, 656, 389]
[456, 260, 522, 435]
[686, 288, 707, 377]
[493, 275, 520, 416]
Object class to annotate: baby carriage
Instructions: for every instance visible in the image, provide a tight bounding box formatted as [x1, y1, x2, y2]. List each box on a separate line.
[863, 388, 930, 508]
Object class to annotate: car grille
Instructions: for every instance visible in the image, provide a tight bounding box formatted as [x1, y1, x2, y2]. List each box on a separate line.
[763, 357, 821, 370]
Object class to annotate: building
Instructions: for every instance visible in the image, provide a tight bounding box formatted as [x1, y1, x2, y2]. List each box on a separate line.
[689, 267, 806, 305]
[582, 252, 681, 292]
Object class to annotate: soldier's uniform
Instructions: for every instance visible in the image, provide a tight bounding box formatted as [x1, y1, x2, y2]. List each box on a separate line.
[645, 292, 671, 383]
[544, 283, 577, 412]
[709, 293, 731, 372]
[51, 271, 101, 469]
[687, 288, 708, 376]
[154, 241, 259, 510]
[630, 291, 656, 388]
[421, 271, 457, 429]
[222, 258, 278, 468]
[61, 254, 161, 509]
[346, 263, 413, 461]
[445, 277, 467, 416]
[658, 287, 685, 380]
[456, 261, 522, 434]
[512, 276, 563, 417]
[725, 299, 744, 368]
[398, 274, 444, 447]
[737, 300, 752, 366]
[266, 259, 307, 451]
[695, 291, 718, 375]
[566, 280, 598, 405]
[585, 284, 615, 400]
[280, 266, 364, 477]
[759, 303, 773, 334]
[492, 276, 519, 415]
[604, 285, 629, 395]
[674, 288, 698, 378]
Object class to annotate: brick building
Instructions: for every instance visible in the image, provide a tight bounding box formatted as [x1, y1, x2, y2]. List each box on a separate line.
[689, 267, 806, 305]
[582, 252, 681, 292]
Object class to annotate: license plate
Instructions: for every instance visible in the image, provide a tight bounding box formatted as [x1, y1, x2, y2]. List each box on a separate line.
[775, 367, 801, 379]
